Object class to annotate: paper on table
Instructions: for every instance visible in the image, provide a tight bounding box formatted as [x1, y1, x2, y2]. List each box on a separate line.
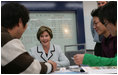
[51, 67, 81, 74]
[82, 66, 117, 74]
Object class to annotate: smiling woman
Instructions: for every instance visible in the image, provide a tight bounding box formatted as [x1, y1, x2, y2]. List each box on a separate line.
[28, 26, 70, 67]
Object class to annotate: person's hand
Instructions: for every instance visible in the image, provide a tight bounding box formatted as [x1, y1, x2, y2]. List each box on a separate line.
[73, 54, 85, 65]
[47, 60, 57, 72]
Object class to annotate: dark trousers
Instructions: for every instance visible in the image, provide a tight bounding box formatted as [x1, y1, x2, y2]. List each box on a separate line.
[94, 43, 102, 56]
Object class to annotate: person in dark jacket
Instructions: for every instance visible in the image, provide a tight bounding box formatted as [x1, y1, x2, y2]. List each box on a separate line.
[73, 1, 117, 66]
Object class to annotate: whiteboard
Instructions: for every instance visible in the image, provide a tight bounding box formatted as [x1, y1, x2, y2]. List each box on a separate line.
[21, 12, 77, 52]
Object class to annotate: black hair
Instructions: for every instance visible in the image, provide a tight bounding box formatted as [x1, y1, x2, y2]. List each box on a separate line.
[99, 1, 117, 25]
[91, 7, 101, 17]
[1, 2, 29, 29]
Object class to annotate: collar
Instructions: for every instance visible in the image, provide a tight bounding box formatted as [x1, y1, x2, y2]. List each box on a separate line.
[37, 43, 55, 62]
[106, 34, 116, 40]
[37, 43, 55, 52]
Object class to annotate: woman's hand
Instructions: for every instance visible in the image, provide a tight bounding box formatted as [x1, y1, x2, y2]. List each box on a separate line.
[47, 60, 57, 72]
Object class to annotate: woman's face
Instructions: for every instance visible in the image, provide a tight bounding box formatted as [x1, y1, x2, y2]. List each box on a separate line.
[40, 31, 51, 47]
[93, 17, 108, 35]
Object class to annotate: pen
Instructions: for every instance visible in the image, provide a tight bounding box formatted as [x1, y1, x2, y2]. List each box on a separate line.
[71, 57, 85, 72]
[79, 65, 85, 72]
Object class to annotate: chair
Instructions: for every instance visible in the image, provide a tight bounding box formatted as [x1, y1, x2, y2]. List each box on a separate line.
[65, 50, 85, 65]
[64, 44, 86, 66]
[86, 49, 94, 55]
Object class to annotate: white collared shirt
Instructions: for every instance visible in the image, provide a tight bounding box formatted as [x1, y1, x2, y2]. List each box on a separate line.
[28, 43, 70, 67]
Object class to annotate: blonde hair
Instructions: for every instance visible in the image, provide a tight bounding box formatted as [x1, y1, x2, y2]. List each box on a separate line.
[37, 26, 53, 41]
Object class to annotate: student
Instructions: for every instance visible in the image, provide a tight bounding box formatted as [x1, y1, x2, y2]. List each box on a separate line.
[73, 1, 117, 66]
[91, 7, 117, 58]
[99, 1, 117, 37]
[1, 2, 57, 74]
[90, 1, 108, 56]
[28, 26, 70, 67]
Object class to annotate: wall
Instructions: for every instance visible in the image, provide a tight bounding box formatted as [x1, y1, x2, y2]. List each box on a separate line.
[1, 1, 98, 50]
[18, 1, 85, 52]
[83, 1, 97, 49]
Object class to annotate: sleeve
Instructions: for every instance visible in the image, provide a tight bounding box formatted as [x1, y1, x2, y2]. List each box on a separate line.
[83, 54, 117, 66]
[1, 39, 53, 74]
[53, 46, 70, 67]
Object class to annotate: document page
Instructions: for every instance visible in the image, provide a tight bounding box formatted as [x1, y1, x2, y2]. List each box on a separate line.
[82, 66, 117, 74]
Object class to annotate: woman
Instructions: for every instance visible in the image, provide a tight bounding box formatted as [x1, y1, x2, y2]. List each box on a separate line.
[73, 2, 117, 66]
[28, 26, 70, 67]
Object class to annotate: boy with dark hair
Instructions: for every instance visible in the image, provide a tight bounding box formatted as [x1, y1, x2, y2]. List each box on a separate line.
[1, 2, 57, 74]
[90, 1, 108, 56]
[99, 1, 117, 36]
[73, 1, 117, 66]
[91, 7, 117, 58]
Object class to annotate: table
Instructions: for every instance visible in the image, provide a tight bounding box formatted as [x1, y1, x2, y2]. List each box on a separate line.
[51, 65, 117, 74]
